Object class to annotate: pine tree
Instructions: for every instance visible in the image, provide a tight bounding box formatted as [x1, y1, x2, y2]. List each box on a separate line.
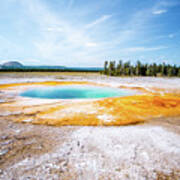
[103, 60, 179, 77]
[135, 61, 141, 76]
[178, 69, 180, 77]
[108, 61, 116, 76]
[152, 63, 157, 76]
[161, 63, 165, 76]
[167, 67, 173, 77]
[104, 61, 108, 75]
[116, 60, 123, 76]
[146, 68, 151, 76]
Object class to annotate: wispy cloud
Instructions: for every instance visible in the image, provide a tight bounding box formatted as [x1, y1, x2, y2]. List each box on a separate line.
[0, 0, 179, 66]
[21, 0, 96, 60]
[152, 9, 167, 15]
[122, 46, 167, 53]
[85, 42, 97, 47]
[68, 0, 75, 9]
[24, 1, 168, 66]
[168, 33, 175, 38]
[46, 27, 63, 32]
[85, 15, 112, 29]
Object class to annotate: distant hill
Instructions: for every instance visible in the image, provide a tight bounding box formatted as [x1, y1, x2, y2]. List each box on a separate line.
[1, 61, 23, 68]
[0, 61, 103, 72]
[65, 67, 103, 71]
[0, 61, 66, 70]
[23, 65, 66, 70]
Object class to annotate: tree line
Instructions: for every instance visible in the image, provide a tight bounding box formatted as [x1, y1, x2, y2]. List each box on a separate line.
[0, 68, 101, 73]
[103, 60, 180, 77]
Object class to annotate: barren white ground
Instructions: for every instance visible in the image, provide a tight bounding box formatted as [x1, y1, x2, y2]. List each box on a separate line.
[0, 74, 180, 180]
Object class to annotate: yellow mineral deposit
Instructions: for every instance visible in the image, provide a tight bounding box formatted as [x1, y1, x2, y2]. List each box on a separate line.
[0, 81, 180, 126]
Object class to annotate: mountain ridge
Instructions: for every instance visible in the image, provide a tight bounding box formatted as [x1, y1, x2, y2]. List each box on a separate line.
[0, 61, 103, 72]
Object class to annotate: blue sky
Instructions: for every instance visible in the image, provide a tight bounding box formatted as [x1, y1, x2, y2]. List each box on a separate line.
[0, 0, 180, 67]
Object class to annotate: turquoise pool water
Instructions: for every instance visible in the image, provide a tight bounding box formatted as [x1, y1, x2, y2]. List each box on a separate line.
[20, 85, 135, 99]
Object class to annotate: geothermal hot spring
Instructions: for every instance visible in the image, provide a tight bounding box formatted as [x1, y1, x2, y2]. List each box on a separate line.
[20, 85, 135, 99]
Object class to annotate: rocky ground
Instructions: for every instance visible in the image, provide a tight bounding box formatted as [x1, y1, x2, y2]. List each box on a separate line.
[0, 117, 180, 180]
[0, 73, 180, 179]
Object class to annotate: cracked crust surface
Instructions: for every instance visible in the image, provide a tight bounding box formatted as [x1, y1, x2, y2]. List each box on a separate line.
[0, 73, 180, 179]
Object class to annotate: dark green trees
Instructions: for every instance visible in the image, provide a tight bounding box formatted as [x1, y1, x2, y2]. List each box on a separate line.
[104, 61, 108, 75]
[103, 60, 180, 77]
[109, 61, 116, 76]
[178, 69, 180, 77]
[135, 61, 141, 76]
